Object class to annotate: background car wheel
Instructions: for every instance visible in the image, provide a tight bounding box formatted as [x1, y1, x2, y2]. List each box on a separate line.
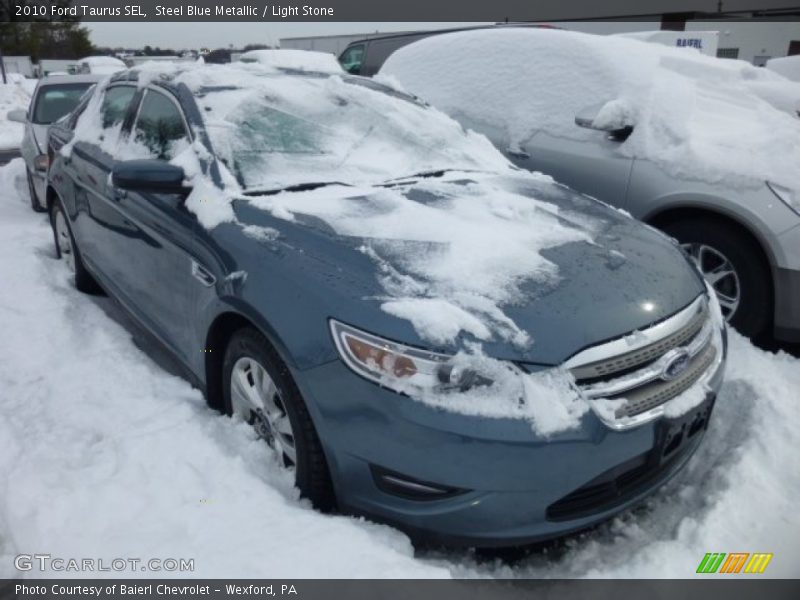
[27, 169, 45, 213]
[223, 327, 336, 511]
[661, 218, 771, 338]
[50, 198, 101, 294]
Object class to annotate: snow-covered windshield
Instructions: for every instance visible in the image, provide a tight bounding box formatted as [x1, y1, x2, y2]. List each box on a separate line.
[177, 65, 509, 191]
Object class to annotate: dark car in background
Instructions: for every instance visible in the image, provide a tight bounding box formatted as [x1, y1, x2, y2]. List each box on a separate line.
[7, 74, 102, 212]
[45, 60, 725, 547]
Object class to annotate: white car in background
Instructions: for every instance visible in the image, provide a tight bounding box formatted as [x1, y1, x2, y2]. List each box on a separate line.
[7, 74, 102, 211]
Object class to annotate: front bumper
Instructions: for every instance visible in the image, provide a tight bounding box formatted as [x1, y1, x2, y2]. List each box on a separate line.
[774, 225, 800, 342]
[296, 341, 726, 547]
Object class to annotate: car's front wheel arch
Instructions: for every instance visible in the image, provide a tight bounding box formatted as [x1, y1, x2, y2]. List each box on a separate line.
[648, 207, 774, 338]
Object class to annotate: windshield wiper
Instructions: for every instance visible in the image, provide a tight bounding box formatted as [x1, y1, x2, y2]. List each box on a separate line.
[381, 168, 479, 186]
[242, 181, 352, 197]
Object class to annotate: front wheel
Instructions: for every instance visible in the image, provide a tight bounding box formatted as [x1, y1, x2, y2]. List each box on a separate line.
[223, 327, 336, 511]
[661, 218, 772, 338]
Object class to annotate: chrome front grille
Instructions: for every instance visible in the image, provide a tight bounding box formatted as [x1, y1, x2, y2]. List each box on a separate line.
[612, 342, 717, 419]
[570, 304, 708, 382]
[563, 295, 723, 430]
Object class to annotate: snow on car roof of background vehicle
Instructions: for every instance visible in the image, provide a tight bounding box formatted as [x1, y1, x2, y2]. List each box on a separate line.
[78, 55, 128, 74]
[380, 28, 800, 191]
[237, 49, 343, 74]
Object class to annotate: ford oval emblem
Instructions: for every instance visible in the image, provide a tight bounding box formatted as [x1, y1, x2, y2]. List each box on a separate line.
[661, 350, 691, 381]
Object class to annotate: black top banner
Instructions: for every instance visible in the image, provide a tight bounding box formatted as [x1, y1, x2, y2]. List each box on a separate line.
[2, 0, 799, 22]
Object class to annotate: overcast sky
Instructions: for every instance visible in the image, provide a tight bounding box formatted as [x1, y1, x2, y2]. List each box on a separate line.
[85, 22, 487, 48]
[85, 21, 666, 48]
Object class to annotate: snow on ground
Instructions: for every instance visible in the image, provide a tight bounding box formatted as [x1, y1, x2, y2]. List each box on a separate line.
[0, 158, 798, 577]
[0, 77, 34, 150]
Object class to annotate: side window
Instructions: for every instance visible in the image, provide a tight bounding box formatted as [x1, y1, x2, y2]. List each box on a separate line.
[101, 86, 136, 129]
[339, 44, 365, 74]
[133, 90, 189, 160]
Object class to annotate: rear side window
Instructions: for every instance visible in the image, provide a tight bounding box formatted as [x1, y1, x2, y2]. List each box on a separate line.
[339, 44, 365, 74]
[101, 86, 136, 128]
[133, 90, 189, 160]
[32, 83, 94, 124]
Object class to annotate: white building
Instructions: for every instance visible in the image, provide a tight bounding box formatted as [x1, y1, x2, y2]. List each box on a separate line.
[1, 56, 34, 78]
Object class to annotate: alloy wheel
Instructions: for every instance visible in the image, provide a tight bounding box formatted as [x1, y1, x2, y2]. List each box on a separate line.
[681, 242, 740, 321]
[230, 356, 297, 466]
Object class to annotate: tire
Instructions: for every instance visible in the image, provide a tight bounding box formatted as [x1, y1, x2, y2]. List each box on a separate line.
[661, 218, 772, 338]
[223, 327, 336, 511]
[27, 169, 46, 213]
[50, 197, 101, 294]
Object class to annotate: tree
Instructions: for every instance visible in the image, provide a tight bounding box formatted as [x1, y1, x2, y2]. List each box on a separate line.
[0, 1, 94, 61]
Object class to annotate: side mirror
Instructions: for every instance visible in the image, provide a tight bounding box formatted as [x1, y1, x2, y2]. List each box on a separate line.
[7, 109, 27, 123]
[575, 102, 634, 140]
[112, 160, 188, 194]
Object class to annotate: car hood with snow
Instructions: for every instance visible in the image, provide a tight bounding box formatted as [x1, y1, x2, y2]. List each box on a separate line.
[229, 170, 705, 366]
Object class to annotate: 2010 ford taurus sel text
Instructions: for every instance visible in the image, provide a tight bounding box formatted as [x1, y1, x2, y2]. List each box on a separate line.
[46, 57, 726, 547]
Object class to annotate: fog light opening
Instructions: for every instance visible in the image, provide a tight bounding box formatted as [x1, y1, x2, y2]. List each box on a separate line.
[370, 465, 469, 501]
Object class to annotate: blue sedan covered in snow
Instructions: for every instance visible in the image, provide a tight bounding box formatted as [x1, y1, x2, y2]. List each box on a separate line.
[45, 59, 726, 547]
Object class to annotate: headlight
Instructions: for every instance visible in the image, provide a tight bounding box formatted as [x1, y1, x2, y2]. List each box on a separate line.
[329, 320, 491, 393]
[767, 182, 800, 217]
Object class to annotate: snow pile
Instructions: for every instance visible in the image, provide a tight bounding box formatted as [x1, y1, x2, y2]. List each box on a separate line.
[381, 28, 800, 190]
[0, 78, 33, 150]
[78, 55, 127, 75]
[0, 157, 798, 576]
[238, 49, 343, 74]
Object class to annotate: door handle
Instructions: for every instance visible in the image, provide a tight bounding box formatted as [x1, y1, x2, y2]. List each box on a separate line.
[191, 260, 216, 287]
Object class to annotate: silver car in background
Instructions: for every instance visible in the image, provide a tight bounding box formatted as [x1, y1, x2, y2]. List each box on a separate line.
[7, 74, 101, 212]
[381, 28, 800, 343]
